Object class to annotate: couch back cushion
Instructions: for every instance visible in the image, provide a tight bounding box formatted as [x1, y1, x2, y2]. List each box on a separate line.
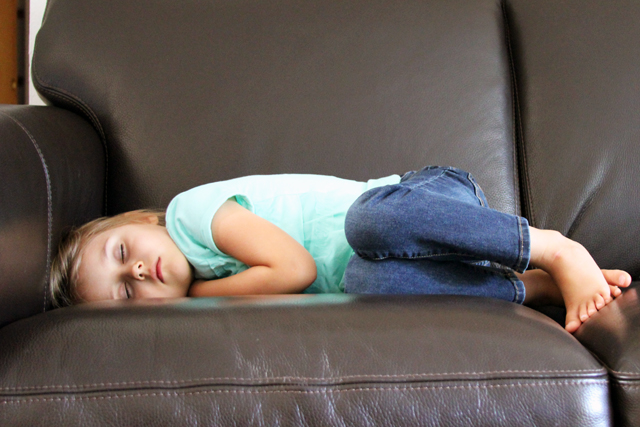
[33, 0, 519, 216]
[508, 0, 640, 276]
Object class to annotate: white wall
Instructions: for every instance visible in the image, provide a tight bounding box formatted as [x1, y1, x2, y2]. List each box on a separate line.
[28, 0, 46, 105]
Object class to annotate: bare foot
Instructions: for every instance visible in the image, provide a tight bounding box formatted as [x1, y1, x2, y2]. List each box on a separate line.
[519, 268, 628, 307]
[528, 228, 631, 333]
[518, 269, 563, 307]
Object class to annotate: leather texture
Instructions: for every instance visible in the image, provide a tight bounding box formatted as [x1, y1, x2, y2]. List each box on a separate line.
[0, 0, 638, 424]
[576, 283, 640, 427]
[0, 295, 610, 426]
[506, 0, 640, 277]
[33, 0, 520, 216]
[0, 106, 104, 327]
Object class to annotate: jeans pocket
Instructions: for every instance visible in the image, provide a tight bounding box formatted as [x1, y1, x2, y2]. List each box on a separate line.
[463, 171, 488, 208]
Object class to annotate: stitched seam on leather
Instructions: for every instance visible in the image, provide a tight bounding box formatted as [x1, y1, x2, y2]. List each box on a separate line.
[613, 383, 640, 389]
[0, 369, 606, 392]
[31, 62, 109, 215]
[585, 352, 640, 380]
[0, 111, 53, 312]
[608, 370, 640, 379]
[0, 380, 609, 404]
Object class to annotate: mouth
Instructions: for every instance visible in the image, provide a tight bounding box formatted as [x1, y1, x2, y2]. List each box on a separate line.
[156, 257, 165, 283]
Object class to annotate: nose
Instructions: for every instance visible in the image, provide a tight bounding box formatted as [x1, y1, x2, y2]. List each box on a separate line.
[130, 261, 146, 281]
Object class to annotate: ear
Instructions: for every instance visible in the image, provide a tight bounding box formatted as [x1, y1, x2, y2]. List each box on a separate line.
[123, 210, 160, 225]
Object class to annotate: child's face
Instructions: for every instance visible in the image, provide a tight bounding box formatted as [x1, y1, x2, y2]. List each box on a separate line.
[75, 223, 193, 302]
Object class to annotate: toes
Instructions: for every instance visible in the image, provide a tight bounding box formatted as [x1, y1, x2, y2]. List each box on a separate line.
[566, 302, 595, 333]
[565, 316, 581, 333]
[564, 303, 583, 333]
[565, 318, 581, 333]
[610, 285, 622, 297]
[619, 271, 633, 287]
[579, 304, 589, 322]
[587, 300, 598, 317]
[602, 270, 632, 288]
[594, 294, 606, 310]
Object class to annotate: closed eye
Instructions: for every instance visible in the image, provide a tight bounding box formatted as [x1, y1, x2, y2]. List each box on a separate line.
[120, 244, 125, 263]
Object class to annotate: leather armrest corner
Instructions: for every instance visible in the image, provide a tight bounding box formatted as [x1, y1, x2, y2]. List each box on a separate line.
[0, 105, 104, 327]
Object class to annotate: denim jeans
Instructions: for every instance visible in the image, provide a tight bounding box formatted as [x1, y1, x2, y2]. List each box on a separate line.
[343, 166, 530, 304]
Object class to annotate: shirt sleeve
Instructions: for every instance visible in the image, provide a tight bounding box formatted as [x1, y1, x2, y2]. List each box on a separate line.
[165, 182, 253, 279]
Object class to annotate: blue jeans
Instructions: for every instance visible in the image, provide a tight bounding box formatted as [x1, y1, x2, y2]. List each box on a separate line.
[343, 166, 530, 304]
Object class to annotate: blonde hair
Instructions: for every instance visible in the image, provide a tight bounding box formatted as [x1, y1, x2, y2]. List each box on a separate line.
[49, 209, 166, 308]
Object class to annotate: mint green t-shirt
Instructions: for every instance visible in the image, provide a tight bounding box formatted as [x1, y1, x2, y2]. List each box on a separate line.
[165, 174, 401, 293]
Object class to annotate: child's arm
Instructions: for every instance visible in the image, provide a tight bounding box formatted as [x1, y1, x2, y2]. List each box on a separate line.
[187, 199, 317, 296]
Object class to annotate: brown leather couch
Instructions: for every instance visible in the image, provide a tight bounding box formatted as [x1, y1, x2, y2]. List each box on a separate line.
[1, 0, 639, 425]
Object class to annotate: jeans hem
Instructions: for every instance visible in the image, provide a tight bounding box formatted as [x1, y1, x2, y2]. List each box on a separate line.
[505, 269, 526, 304]
[514, 216, 531, 274]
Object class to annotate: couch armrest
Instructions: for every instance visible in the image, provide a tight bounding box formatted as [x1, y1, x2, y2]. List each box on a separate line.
[0, 105, 104, 327]
[575, 283, 640, 427]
